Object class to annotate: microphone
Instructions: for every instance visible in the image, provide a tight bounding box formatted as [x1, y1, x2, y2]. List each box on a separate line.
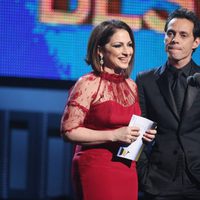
[187, 73, 200, 87]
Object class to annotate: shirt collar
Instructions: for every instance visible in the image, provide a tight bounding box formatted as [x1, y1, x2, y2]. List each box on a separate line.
[167, 61, 192, 77]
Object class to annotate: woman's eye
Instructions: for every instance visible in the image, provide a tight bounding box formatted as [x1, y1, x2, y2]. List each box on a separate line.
[113, 44, 121, 48]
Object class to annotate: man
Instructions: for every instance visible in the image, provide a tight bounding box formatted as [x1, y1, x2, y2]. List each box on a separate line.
[136, 8, 200, 200]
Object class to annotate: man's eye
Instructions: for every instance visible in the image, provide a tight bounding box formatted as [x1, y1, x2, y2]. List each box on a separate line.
[167, 32, 173, 36]
[181, 34, 187, 38]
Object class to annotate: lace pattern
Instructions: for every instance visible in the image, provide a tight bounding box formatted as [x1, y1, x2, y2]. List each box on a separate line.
[61, 72, 138, 132]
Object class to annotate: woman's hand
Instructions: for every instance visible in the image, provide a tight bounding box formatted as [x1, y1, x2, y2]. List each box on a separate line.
[143, 129, 157, 142]
[113, 126, 140, 144]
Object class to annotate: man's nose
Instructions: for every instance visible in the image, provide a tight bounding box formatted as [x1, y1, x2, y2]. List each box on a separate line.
[171, 34, 179, 43]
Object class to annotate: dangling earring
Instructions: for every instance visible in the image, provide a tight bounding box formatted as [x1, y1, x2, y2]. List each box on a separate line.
[99, 55, 104, 66]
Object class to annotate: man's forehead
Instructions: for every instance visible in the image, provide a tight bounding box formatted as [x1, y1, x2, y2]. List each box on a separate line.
[167, 18, 194, 32]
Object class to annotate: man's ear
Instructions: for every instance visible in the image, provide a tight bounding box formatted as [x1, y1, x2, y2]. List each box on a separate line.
[193, 37, 200, 50]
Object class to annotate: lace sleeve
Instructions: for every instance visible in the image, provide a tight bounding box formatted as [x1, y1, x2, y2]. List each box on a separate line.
[61, 73, 99, 133]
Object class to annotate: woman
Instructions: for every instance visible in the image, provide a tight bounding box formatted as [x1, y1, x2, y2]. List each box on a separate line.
[60, 20, 156, 200]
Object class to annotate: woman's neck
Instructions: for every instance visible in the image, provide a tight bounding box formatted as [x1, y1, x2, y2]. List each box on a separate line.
[103, 66, 123, 75]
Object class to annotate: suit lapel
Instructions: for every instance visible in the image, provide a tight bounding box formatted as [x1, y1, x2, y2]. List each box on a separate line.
[182, 63, 200, 115]
[183, 85, 199, 114]
[156, 64, 180, 120]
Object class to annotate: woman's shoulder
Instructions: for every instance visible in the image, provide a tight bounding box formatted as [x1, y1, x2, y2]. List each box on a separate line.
[71, 72, 100, 95]
[126, 78, 137, 88]
[78, 72, 100, 83]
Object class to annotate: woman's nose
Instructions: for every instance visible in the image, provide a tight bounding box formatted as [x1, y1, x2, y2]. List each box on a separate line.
[122, 46, 130, 54]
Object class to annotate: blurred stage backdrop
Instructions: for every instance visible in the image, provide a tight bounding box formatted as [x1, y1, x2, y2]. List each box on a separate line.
[0, 0, 200, 199]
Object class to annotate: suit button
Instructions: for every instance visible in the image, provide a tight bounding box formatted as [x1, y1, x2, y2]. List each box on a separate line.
[173, 150, 178, 155]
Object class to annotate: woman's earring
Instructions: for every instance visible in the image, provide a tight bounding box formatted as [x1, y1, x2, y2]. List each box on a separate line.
[100, 55, 104, 66]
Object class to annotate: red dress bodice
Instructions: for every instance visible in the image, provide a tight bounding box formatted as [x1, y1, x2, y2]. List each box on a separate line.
[61, 71, 141, 132]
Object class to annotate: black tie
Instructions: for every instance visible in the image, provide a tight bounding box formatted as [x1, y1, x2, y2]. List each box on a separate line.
[171, 71, 185, 114]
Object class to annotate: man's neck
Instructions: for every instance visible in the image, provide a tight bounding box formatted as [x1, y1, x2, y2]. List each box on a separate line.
[168, 58, 192, 69]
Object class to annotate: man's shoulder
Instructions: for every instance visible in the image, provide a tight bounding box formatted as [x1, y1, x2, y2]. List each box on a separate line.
[137, 66, 163, 79]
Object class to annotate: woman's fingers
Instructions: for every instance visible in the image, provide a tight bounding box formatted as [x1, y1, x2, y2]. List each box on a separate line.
[128, 127, 140, 143]
[143, 129, 157, 142]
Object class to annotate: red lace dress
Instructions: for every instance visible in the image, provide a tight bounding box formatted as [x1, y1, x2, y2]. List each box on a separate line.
[61, 71, 141, 200]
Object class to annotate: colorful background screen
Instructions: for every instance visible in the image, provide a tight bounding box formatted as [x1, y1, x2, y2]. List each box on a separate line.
[1, 0, 200, 85]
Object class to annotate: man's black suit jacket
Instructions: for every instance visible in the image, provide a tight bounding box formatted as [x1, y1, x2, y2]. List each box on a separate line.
[136, 60, 200, 195]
